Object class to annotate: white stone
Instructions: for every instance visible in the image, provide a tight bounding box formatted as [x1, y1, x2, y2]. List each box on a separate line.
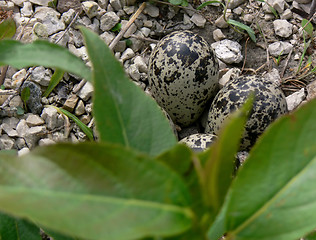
[268, 41, 293, 57]
[294, 0, 311, 4]
[128, 64, 140, 81]
[100, 31, 115, 45]
[39, 138, 56, 146]
[12, 0, 24, 6]
[11, 69, 27, 89]
[219, 68, 241, 88]
[144, 4, 159, 17]
[213, 29, 226, 41]
[286, 88, 306, 111]
[273, 19, 293, 38]
[211, 39, 243, 64]
[75, 100, 86, 116]
[273, 0, 285, 13]
[61, 9, 76, 25]
[30, 0, 50, 6]
[109, 0, 122, 11]
[134, 56, 147, 73]
[215, 15, 229, 28]
[82, 1, 99, 18]
[9, 95, 23, 108]
[124, 6, 135, 15]
[100, 11, 120, 31]
[30, 66, 52, 87]
[306, 81, 316, 100]
[0, 135, 15, 150]
[1, 123, 18, 137]
[33, 22, 48, 38]
[16, 119, 30, 137]
[281, 9, 292, 20]
[190, 14, 206, 28]
[121, 48, 135, 62]
[140, 27, 151, 37]
[2, 117, 19, 129]
[35, 8, 65, 36]
[41, 106, 63, 130]
[121, 20, 137, 38]
[25, 126, 47, 149]
[21, 2, 33, 17]
[263, 68, 282, 86]
[77, 81, 94, 101]
[0, 0, 14, 10]
[18, 148, 30, 156]
[242, 14, 254, 24]
[26, 114, 45, 126]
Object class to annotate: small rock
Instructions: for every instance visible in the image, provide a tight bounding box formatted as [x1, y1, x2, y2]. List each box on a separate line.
[100, 31, 115, 45]
[121, 20, 137, 38]
[21, 2, 33, 17]
[25, 126, 47, 149]
[123, 6, 135, 15]
[9, 95, 23, 108]
[268, 41, 293, 57]
[286, 88, 305, 111]
[190, 13, 206, 28]
[215, 15, 229, 28]
[18, 147, 30, 156]
[144, 4, 159, 17]
[1, 123, 18, 137]
[211, 39, 243, 64]
[0, 135, 15, 150]
[226, 0, 246, 9]
[41, 106, 64, 130]
[213, 29, 226, 41]
[61, 9, 76, 25]
[109, 0, 122, 11]
[273, 19, 293, 38]
[272, 0, 285, 14]
[263, 68, 282, 86]
[36, 9, 65, 36]
[134, 56, 147, 73]
[113, 41, 126, 53]
[11, 69, 27, 89]
[63, 94, 79, 112]
[121, 48, 135, 62]
[75, 100, 86, 116]
[281, 9, 292, 20]
[294, 0, 311, 4]
[219, 68, 241, 88]
[140, 27, 151, 37]
[77, 81, 94, 101]
[15, 138, 27, 149]
[82, 1, 99, 18]
[50, 30, 70, 47]
[12, 0, 24, 6]
[306, 81, 316, 100]
[33, 22, 49, 39]
[30, 66, 52, 87]
[39, 138, 56, 146]
[100, 11, 120, 31]
[2, 117, 19, 129]
[30, 0, 50, 6]
[16, 119, 30, 137]
[57, 0, 82, 13]
[26, 114, 45, 126]
[242, 14, 254, 23]
[128, 64, 140, 81]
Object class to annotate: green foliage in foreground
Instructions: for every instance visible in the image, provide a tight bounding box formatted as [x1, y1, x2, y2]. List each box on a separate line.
[0, 27, 316, 240]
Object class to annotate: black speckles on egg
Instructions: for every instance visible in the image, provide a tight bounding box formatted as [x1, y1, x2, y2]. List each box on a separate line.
[148, 30, 219, 127]
[180, 133, 217, 152]
[205, 75, 288, 150]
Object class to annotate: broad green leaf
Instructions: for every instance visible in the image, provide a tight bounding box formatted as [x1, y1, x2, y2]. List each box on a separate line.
[0, 142, 192, 240]
[21, 86, 30, 102]
[80, 27, 177, 157]
[43, 68, 65, 97]
[302, 19, 313, 37]
[0, 212, 41, 240]
[0, 18, 16, 40]
[222, 98, 316, 240]
[111, 23, 122, 32]
[202, 95, 253, 216]
[304, 230, 316, 240]
[0, 40, 91, 81]
[47, 105, 94, 141]
[227, 19, 256, 42]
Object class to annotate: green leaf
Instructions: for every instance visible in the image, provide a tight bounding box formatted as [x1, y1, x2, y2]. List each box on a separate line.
[47, 105, 94, 141]
[111, 23, 122, 32]
[169, 0, 183, 5]
[79, 27, 177, 157]
[43, 68, 65, 97]
[0, 142, 193, 240]
[227, 19, 256, 42]
[221, 98, 316, 240]
[0, 40, 91, 81]
[0, 212, 41, 240]
[302, 19, 314, 38]
[16, 106, 24, 115]
[197, 1, 225, 10]
[202, 95, 253, 215]
[21, 86, 30, 102]
[0, 18, 16, 40]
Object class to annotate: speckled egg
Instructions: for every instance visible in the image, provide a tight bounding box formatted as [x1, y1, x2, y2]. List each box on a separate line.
[205, 75, 288, 150]
[180, 133, 217, 152]
[148, 30, 219, 127]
